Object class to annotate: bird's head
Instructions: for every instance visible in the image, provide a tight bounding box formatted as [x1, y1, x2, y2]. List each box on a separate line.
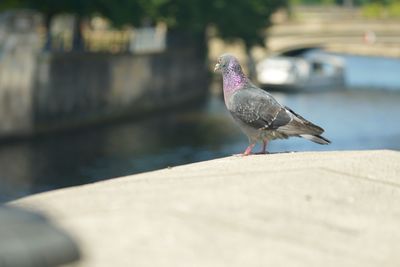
[214, 53, 248, 94]
[214, 53, 241, 73]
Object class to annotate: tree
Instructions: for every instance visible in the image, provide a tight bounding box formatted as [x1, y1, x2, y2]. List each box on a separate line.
[206, 0, 286, 77]
[94, 0, 288, 75]
[0, 0, 97, 50]
[1, 0, 288, 56]
[22, 0, 98, 50]
[96, 0, 287, 46]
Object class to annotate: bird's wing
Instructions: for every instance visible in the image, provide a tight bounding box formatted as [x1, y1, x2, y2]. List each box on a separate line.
[283, 106, 325, 135]
[229, 89, 292, 130]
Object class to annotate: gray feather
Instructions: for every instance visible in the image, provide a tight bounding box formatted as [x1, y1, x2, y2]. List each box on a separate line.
[228, 85, 292, 130]
[300, 134, 331, 145]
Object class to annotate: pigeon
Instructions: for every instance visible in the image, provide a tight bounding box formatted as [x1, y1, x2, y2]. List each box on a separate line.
[214, 53, 330, 155]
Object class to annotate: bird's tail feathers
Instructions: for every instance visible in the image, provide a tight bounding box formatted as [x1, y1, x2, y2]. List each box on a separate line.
[285, 106, 325, 135]
[303, 122, 324, 135]
[300, 134, 331, 145]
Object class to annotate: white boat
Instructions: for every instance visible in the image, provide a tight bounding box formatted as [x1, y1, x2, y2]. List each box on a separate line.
[256, 50, 345, 91]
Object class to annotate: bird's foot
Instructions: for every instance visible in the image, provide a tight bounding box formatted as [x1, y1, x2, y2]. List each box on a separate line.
[232, 143, 257, 156]
[232, 153, 250, 157]
[232, 151, 254, 157]
[242, 144, 256, 156]
[254, 151, 269, 155]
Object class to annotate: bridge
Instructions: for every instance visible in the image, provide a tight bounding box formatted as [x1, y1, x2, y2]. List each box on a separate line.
[267, 6, 400, 58]
[209, 6, 400, 64]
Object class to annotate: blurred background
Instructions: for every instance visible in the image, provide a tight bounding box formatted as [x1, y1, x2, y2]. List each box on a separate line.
[1, 0, 400, 202]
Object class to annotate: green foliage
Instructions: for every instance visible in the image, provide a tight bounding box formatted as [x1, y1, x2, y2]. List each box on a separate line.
[0, 0, 287, 49]
[94, 0, 287, 47]
[388, 1, 400, 17]
[361, 2, 385, 18]
[290, 0, 335, 5]
[361, 0, 400, 18]
[209, 0, 286, 47]
[0, 0, 24, 10]
[289, 0, 400, 5]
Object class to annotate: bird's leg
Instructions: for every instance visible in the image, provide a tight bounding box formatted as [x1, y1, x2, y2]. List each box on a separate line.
[243, 143, 256, 156]
[260, 139, 269, 154]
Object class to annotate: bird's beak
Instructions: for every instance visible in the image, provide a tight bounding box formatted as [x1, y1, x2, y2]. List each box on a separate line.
[214, 63, 220, 72]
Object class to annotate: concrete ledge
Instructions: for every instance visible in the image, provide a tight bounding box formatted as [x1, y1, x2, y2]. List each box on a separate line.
[10, 150, 400, 267]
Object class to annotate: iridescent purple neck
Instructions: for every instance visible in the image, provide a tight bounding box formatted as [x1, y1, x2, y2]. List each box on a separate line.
[222, 67, 247, 95]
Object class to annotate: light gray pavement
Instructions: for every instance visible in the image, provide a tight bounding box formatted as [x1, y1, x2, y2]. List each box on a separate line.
[10, 150, 400, 267]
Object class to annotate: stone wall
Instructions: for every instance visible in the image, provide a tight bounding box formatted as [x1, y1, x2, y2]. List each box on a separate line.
[0, 11, 209, 138]
[0, 11, 42, 137]
[32, 48, 208, 133]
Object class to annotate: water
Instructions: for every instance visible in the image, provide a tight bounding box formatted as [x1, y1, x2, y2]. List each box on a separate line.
[1, 53, 400, 202]
[341, 54, 400, 90]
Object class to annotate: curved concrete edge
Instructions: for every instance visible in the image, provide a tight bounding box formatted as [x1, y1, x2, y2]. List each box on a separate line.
[9, 150, 400, 267]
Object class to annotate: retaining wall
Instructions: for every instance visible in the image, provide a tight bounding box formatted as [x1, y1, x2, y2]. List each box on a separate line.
[0, 11, 208, 138]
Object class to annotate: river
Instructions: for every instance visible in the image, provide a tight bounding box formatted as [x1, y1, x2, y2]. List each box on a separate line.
[1, 53, 400, 201]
